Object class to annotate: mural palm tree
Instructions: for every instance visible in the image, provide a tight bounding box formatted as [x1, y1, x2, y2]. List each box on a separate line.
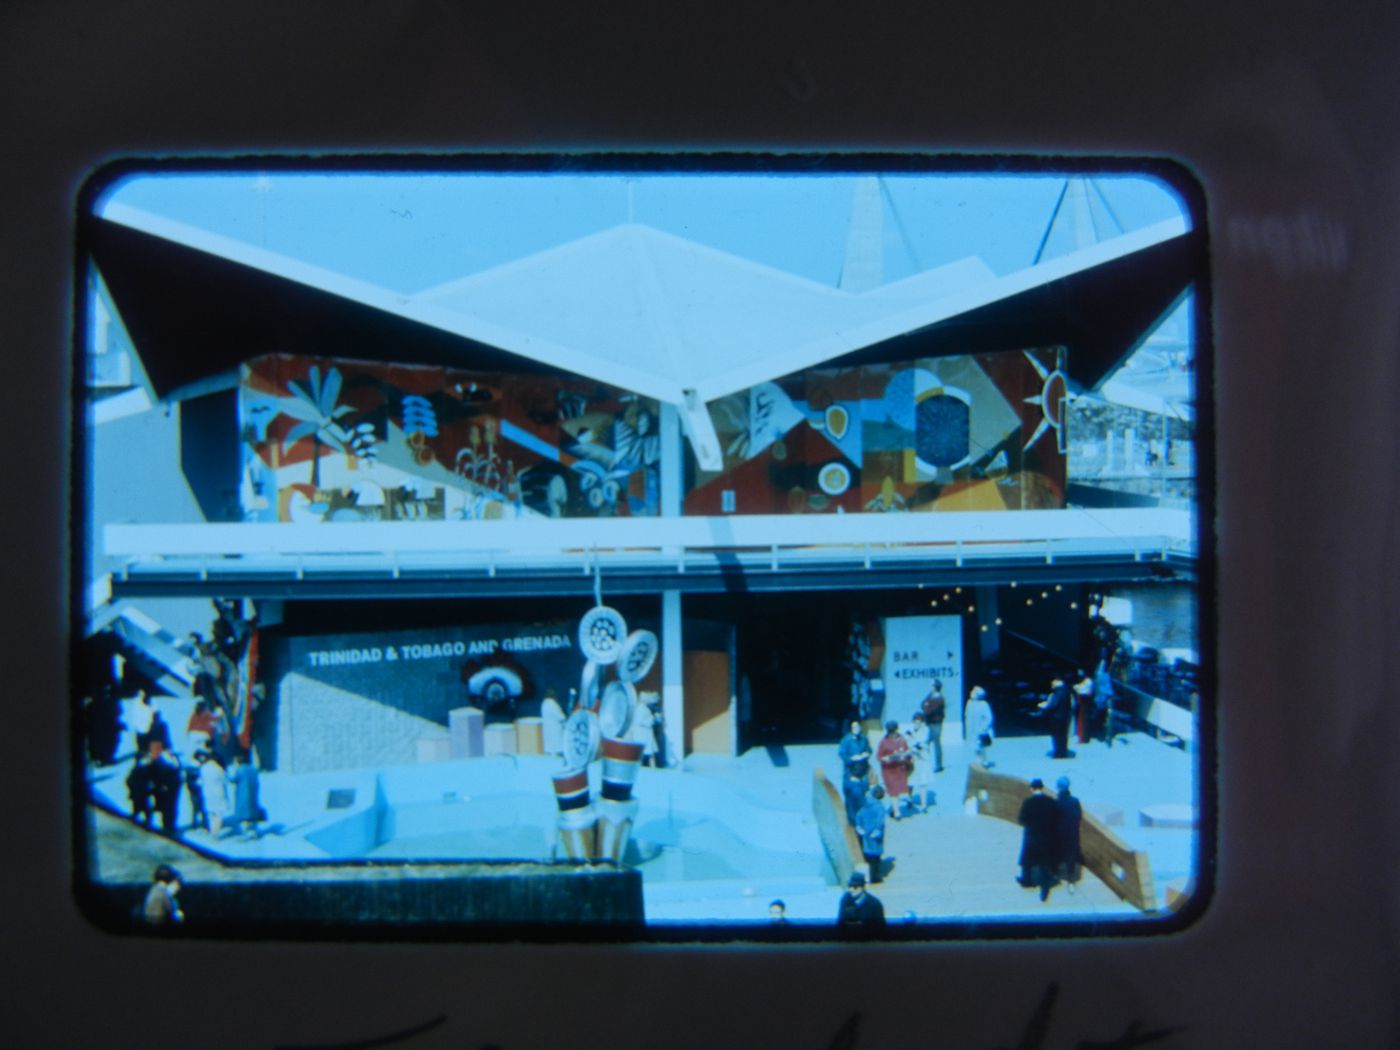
[281, 365, 352, 488]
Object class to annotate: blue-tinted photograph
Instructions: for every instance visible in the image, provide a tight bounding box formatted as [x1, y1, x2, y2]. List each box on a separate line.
[76, 160, 1207, 937]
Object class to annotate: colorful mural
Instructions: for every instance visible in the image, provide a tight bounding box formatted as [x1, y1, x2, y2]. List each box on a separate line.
[684, 348, 1069, 514]
[238, 355, 662, 522]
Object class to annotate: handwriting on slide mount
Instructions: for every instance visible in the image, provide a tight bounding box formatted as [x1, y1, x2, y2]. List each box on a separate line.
[273, 983, 1185, 1050]
[976, 982, 1186, 1050]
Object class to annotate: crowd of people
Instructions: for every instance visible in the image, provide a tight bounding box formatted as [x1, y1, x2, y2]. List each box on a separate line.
[837, 680, 993, 886]
[122, 698, 266, 841]
[835, 675, 1094, 910]
[119, 599, 268, 842]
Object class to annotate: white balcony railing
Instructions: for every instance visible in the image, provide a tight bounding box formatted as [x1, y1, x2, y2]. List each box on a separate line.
[103, 509, 1195, 583]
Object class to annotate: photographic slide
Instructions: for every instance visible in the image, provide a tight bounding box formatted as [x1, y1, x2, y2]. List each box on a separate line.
[75, 159, 1209, 939]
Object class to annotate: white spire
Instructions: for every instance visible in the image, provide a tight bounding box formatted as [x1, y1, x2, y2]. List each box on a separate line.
[839, 177, 884, 292]
[1034, 177, 1125, 264]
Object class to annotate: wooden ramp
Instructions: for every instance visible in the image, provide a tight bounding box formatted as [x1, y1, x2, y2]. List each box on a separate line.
[865, 806, 1139, 920]
[812, 769, 1142, 920]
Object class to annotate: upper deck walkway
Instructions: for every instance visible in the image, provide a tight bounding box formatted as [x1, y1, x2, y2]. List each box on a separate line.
[102, 508, 1197, 598]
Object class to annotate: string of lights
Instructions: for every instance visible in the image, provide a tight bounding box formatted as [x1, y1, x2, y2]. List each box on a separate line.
[916, 580, 1083, 633]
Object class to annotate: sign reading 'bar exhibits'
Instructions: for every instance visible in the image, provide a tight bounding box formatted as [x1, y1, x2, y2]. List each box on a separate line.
[880, 614, 964, 735]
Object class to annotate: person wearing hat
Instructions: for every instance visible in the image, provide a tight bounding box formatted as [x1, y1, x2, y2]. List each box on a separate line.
[1053, 776, 1084, 892]
[1017, 777, 1060, 902]
[836, 871, 885, 927]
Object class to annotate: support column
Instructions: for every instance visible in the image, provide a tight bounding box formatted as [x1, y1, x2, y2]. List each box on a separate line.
[659, 404, 685, 768]
[659, 402, 683, 519]
[662, 589, 684, 769]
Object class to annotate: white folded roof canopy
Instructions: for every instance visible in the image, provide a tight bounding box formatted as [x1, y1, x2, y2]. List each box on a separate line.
[95, 171, 1195, 466]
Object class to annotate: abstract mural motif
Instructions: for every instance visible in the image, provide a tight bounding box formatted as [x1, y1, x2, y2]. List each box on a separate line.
[684, 348, 1069, 514]
[238, 354, 661, 522]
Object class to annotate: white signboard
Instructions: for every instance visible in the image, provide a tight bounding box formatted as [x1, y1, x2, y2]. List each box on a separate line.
[880, 615, 963, 738]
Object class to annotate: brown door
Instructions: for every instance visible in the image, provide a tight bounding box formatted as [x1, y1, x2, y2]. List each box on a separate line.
[683, 650, 731, 755]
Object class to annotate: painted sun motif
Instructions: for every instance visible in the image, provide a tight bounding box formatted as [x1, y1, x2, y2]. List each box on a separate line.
[1022, 348, 1069, 453]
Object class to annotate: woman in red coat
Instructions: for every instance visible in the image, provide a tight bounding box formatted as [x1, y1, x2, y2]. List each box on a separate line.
[877, 720, 912, 819]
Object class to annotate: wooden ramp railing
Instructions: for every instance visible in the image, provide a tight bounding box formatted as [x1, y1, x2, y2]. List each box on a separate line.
[812, 768, 864, 887]
[963, 764, 1157, 912]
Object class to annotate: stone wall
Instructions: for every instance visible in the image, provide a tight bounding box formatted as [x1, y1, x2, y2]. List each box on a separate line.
[277, 672, 442, 774]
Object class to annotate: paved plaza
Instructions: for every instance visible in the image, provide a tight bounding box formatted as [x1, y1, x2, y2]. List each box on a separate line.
[87, 693, 1198, 929]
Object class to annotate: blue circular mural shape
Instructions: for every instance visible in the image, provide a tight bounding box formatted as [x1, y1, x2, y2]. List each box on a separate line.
[915, 394, 971, 467]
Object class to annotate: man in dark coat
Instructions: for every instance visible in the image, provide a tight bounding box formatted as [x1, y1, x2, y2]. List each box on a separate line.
[125, 751, 156, 826]
[1018, 778, 1060, 901]
[148, 749, 183, 835]
[855, 786, 888, 883]
[837, 720, 873, 825]
[1054, 776, 1084, 892]
[837, 872, 886, 927]
[1036, 677, 1074, 759]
